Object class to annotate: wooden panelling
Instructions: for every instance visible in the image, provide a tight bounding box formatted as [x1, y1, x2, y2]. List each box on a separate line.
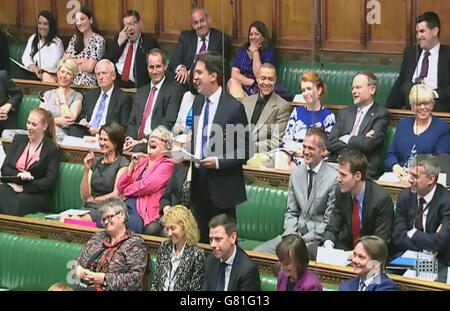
[202, 0, 234, 37]
[321, 0, 363, 51]
[0, 0, 18, 25]
[276, 0, 312, 49]
[366, 0, 407, 52]
[125, 0, 158, 34]
[417, 0, 450, 44]
[238, 0, 274, 42]
[91, 0, 122, 35]
[55, 0, 79, 35]
[160, 0, 192, 41]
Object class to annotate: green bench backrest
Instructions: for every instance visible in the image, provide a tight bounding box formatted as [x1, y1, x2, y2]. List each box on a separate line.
[50, 162, 85, 213]
[237, 185, 287, 242]
[380, 126, 397, 172]
[277, 62, 399, 106]
[17, 95, 40, 130]
[0, 232, 83, 291]
[8, 43, 25, 64]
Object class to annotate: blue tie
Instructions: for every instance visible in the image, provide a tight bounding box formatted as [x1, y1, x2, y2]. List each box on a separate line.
[90, 93, 108, 128]
[186, 106, 193, 131]
[201, 98, 210, 159]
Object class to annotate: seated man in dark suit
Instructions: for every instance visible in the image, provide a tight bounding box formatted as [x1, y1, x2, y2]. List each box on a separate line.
[392, 154, 450, 262]
[69, 59, 131, 137]
[168, 7, 230, 86]
[241, 63, 292, 154]
[328, 72, 390, 179]
[203, 214, 260, 291]
[105, 10, 159, 89]
[386, 11, 450, 112]
[0, 70, 23, 136]
[123, 48, 184, 153]
[340, 235, 397, 291]
[323, 151, 394, 251]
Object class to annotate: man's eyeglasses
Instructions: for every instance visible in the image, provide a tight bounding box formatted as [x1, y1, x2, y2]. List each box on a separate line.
[101, 211, 121, 224]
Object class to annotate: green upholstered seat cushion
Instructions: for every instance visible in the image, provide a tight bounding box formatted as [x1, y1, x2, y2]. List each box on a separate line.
[17, 95, 40, 130]
[276, 62, 399, 106]
[0, 233, 82, 291]
[238, 238, 264, 251]
[236, 185, 287, 243]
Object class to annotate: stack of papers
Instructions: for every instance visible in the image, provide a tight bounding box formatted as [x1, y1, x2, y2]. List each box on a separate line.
[316, 247, 352, 266]
[166, 149, 200, 163]
[45, 209, 90, 220]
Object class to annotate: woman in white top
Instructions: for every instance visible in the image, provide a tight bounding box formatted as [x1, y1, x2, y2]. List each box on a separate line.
[21, 11, 64, 82]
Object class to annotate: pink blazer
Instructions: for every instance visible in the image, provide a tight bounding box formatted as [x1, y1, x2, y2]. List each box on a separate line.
[117, 156, 174, 226]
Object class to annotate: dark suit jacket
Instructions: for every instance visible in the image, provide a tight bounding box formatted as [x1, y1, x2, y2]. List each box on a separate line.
[159, 163, 189, 213]
[168, 28, 230, 76]
[125, 77, 184, 138]
[1, 134, 59, 196]
[203, 246, 260, 291]
[328, 102, 390, 179]
[0, 30, 9, 72]
[392, 185, 450, 261]
[339, 274, 397, 291]
[386, 44, 450, 112]
[0, 70, 23, 132]
[105, 33, 159, 89]
[190, 92, 250, 208]
[80, 86, 131, 130]
[323, 180, 394, 251]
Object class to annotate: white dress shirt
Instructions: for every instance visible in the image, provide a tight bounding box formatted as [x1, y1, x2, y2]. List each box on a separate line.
[221, 245, 237, 291]
[143, 76, 166, 136]
[22, 34, 64, 73]
[412, 43, 439, 90]
[163, 242, 186, 291]
[89, 86, 114, 128]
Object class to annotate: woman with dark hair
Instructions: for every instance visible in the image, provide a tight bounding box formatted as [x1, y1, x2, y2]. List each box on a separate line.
[62, 122, 129, 226]
[21, 10, 64, 82]
[0, 108, 59, 216]
[227, 21, 291, 100]
[276, 234, 322, 291]
[63, 6, 105, 86]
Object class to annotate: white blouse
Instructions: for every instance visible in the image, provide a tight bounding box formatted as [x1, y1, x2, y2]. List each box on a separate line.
[22, 33, 64, 73]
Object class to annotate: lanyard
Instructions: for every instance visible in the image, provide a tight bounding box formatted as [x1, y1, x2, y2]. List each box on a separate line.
[24, 139, 44, 170]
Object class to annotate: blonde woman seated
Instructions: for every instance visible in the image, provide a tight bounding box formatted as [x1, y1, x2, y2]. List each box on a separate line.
[151, 205, 205, 291]
[385, 84, 449, 182]
[60, 122, 128, 226]
[40, 58, 82, 143]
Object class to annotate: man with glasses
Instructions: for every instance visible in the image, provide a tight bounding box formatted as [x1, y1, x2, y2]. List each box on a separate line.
[328, 72, 389, 179]
[70, 59, 131, 137]
[168, 7, 230, 87]
[106, 10, 159, 89]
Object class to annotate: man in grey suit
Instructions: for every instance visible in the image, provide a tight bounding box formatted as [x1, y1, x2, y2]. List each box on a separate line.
[124, 48, 184, 152]
[241, 63, 292, 154]
[254, 128, 338, 259]
[323, 151, 394, 251]
[328, 72, 390, 179]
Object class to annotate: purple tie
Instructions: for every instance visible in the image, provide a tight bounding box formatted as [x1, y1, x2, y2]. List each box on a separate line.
[415, 51, 430, 83]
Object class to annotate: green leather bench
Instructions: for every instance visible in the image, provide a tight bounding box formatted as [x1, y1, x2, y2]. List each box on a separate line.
[237, 185, 287, 251]
[381, 125, 397, 173]
[25, 162, 85, 219]
[17, 95, 40, 130]
[0, 232, 83, 290]
[277, 61, 400, 107]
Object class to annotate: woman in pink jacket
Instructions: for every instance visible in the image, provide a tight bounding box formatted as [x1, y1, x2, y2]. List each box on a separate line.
[117, 126, 174, 233]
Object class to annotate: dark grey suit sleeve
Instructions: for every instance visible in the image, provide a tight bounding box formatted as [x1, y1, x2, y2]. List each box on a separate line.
[168, 32, 189, 73]
[323, 185, 344, 244]
[373, 191, 394, 245]
[327, 111, 349, 155]
[386, 47, 409, 109]
[118, 92, 132, 129]
[0, 71, 23, 111]
[160, 83, 184, 131]
[392, 191, 421, 252]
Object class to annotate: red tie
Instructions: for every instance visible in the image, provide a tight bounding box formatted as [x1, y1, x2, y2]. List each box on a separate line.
[352, 197, 361, 245]
[138, 86, 157, 139]
[199, 38, 206, 55]
[121, 42, 134, 82]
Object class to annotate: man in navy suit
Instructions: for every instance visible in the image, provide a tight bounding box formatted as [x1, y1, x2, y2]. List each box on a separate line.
[392, 154, 450, 262]
[168, 7, 230, 86]
[106, 10, 159, 89]
[386, 11, 450, 112]
[190, 52, 250, 243]
[340, 235, 397, 291]
[203, 214, 260, 291]
[70, 59, 131, 138]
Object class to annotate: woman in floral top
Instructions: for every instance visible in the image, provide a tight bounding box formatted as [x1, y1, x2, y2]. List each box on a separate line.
[63, 6, 105, 86]
[283, 71, 335, 167]
[73, 198, 148, 291]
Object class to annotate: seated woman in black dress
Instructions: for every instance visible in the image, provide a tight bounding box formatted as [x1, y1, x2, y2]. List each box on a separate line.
[61, 122, 129, 226]
[0, 108, 59, 216]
